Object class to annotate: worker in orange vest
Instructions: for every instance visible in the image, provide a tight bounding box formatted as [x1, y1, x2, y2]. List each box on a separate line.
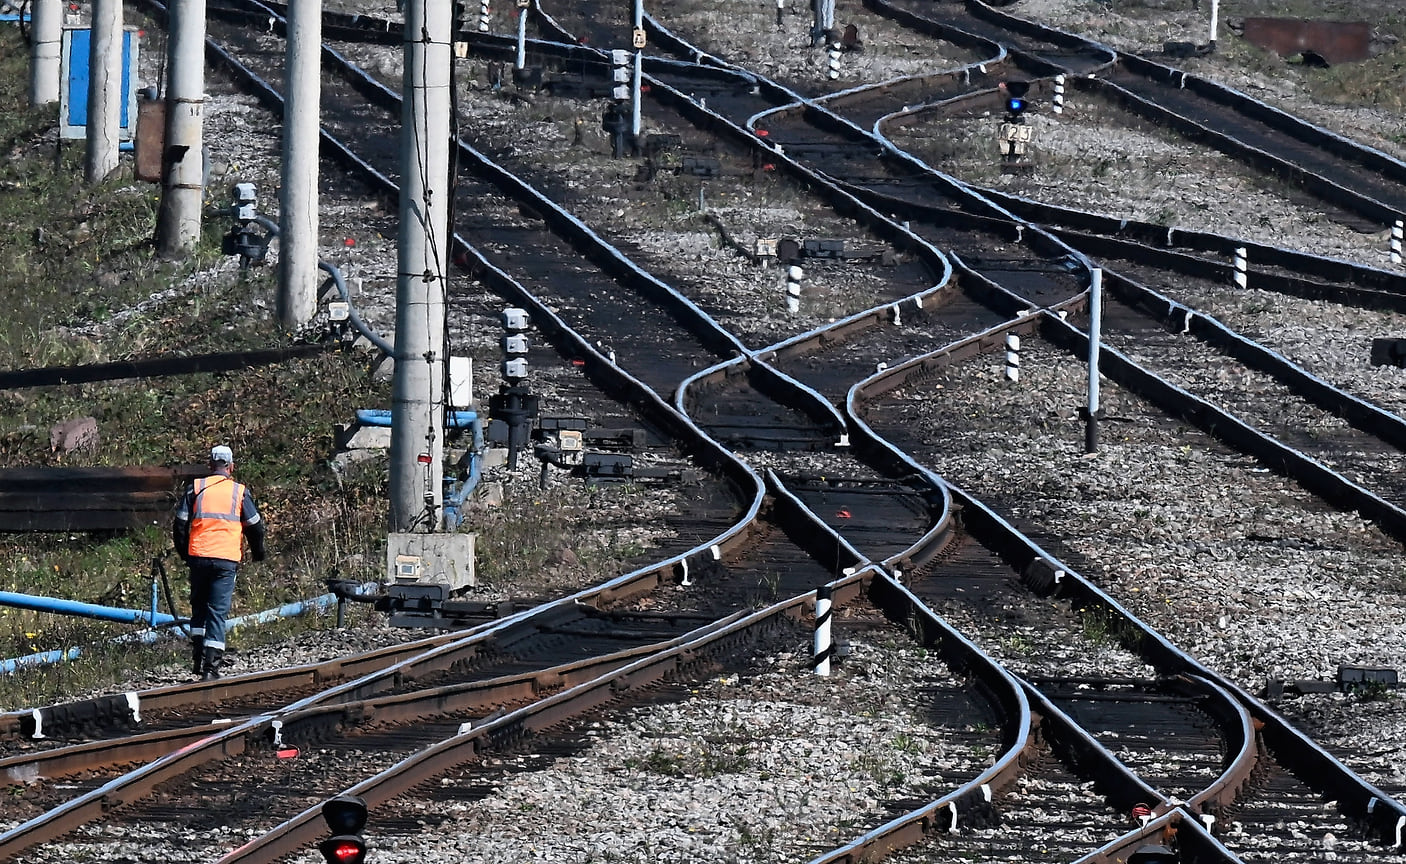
[171, 445, 267, 680]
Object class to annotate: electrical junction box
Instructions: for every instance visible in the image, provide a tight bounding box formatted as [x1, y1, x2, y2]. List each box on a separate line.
[386, 532, 476, 590]
[59, 27, 140, 141]
[449, 356, 473, 409]
[556, 430, 583, 464]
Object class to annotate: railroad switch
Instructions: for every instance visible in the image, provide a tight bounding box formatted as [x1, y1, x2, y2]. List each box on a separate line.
[1265, 664, 1399, 700]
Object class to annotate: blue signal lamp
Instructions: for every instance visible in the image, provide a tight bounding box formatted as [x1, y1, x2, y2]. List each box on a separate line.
[1006, 97, 1026, 114]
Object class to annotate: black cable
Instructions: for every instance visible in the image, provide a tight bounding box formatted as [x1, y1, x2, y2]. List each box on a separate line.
[153, 555, 193, 635]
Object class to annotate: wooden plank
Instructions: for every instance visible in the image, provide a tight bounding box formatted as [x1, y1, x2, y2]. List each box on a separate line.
[0, 465, 204, 492]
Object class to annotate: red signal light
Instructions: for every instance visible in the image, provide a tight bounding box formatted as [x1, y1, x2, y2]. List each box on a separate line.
[319, 836, 367, 864]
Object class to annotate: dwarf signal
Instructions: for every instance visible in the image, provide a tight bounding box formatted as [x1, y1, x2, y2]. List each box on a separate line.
[317, 795, 368, 864]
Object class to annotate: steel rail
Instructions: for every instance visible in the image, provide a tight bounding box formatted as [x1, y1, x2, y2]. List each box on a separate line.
[847, 321, 1406, 845]
[0, 632, 708, 781]
[0, 627, 473, 741]
[214, 574, 884, 863]
[130, 0, 777, 593]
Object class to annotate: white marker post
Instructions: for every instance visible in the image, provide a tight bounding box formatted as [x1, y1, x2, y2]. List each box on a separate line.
[1052, 74, 1065, 114]
[1004, 333, 1021, 383]
[1233, 246, 1248, 288]
[1084, 268, 1103, 454]
[1392, 219, 1403, 266]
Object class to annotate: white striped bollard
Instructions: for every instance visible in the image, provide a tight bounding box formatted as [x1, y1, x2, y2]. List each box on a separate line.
[813, 585, 833, 676]
[1392, 219, 1403, 266]
[478, 0, 489, 32]
[1052, 74, 1065, 114]
[827, 41, 841, 80]
[1232, 246, 1247, 288]
[786, 264, 803, 313]
[1004, 333, 1020, 383]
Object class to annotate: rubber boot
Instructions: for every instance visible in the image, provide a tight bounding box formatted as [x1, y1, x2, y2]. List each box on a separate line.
[201, 647, 224, 681]
[191, 638, 205, 677]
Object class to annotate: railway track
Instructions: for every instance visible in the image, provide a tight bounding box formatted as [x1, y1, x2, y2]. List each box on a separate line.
[6, 0, 1406, 860]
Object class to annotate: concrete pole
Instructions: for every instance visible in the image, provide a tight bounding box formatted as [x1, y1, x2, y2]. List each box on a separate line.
[389, 0, 451, 532]
[278, 0, 323, 328]
[155, 0, 208, 258]
[84, 0, 123, 184]
[28, 0, 62, 106]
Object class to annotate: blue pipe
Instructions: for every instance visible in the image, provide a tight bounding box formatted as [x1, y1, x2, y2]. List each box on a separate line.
[444, 415, 485, 530]
[355, 409, 479, 428]
[0, 592, 179, 627]
[0, 591, 350, 674]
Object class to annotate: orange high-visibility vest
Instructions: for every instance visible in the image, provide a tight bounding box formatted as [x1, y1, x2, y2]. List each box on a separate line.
[188, 475, 247, 562]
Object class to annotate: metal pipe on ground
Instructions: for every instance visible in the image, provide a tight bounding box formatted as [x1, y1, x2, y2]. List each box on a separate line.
[0, 591, 349, 674]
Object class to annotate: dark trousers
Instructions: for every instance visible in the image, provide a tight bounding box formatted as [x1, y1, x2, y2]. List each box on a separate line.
[188, 557, 238, 650]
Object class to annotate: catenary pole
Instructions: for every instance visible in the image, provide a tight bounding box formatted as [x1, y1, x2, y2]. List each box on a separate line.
[28, 0, 61, 106]
[630, 0, 642, 138]
[389, 0, 451, 531]
[84, 0, 122, 184]
[155, 0, 208, 257]
[278, 0, 322, 328]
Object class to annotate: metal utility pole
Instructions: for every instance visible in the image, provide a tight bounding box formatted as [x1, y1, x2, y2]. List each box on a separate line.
[278, 0, 322, 328]
[84, 0, 122, 184]
[812, 0, 834, 45]
[28, 0, 61, 106]
[514, 0, 528, 69]
[389, 0, 451, 532]
[630, 0, 642, 138]
[155, 0, 208, 257]
[1084, 267, 1103, 454]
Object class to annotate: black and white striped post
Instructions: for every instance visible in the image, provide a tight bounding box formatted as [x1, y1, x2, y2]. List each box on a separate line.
[786, 264, 803, 314]
[827, 38, 841, 80]
[1392, 219, 1403, 266]
[813, 585, 833, 677]
[477, 0, 489, 31]
[1052, 74, 1065, 114]
[1004, 333, 1021, 383]
[1232, 246, 1248, 288]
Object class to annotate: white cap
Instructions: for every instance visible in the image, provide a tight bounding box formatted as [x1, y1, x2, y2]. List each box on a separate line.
[210, 445, 234, 464]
